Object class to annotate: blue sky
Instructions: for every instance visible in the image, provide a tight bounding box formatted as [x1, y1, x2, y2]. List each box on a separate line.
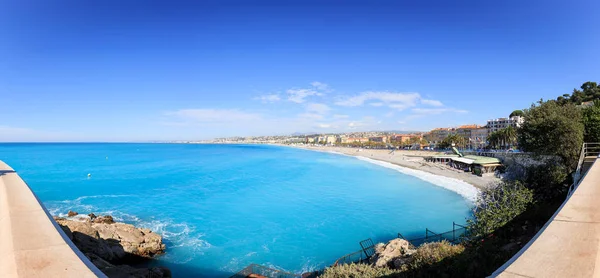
[1, 0, 599, 141]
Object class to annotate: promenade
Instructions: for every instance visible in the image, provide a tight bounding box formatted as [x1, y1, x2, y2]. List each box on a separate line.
[0, 161, 104, 277]
[493, 156, 600, 277]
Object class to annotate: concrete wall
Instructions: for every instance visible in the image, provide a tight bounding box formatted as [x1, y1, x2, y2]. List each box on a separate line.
[0, 160, 105, 278]
[493, 158, 600, 277]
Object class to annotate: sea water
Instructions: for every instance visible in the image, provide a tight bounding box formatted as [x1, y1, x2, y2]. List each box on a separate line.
[0, 143, 474, 277]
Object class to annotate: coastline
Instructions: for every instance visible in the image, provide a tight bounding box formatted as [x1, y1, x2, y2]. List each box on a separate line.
[276, 144, 499, 194]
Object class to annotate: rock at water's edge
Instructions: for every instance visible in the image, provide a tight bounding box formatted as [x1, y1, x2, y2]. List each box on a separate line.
[68, 210, 79, 217]
[54, 212, 169, 278]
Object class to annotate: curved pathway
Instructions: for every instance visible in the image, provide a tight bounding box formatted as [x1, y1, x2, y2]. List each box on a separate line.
[493, 157, 600, 277]
[0, 161, 104, 277]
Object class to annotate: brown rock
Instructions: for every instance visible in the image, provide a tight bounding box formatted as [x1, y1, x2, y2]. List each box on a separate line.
[56, 213, 168, 275]
[93, 215, 115, 224]
[86, 253, 171, 278]
[370, 238, 415, 268]
[68, 210, 79, 217]
[88, 213, 97, 220]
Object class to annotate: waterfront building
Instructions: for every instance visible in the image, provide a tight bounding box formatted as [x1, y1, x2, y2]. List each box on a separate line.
[470, 128, 489, 149]
[487, 116, 524, 133]
[368, 136, 388, 143]
[456, 124, 482, 149]
[424, 128, 455, 145]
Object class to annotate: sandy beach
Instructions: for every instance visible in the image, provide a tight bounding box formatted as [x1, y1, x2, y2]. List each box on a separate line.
[284, 145, 499, 190]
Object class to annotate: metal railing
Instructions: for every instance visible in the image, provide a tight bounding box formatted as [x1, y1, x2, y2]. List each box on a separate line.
[568, 142, 600, 196]
[333, 222, 469, 266]
[230, 264, 302, 278]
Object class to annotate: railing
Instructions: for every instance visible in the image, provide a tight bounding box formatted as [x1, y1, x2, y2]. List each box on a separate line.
[333, 222, 469, 266]
[230, 264, 302, 278]
[568, 142, 600, 196]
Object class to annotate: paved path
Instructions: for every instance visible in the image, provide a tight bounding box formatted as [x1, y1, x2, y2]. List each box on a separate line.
[493, 157, 600, 277]
[0, 161, 104, 277]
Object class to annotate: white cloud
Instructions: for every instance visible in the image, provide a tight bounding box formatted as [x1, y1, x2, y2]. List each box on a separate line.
[333, 114, 349, 119]
[287, 88, 322, 103]
[166, 109, 262, 123]
[421, 99, 444, 107]
[310, 81, 330, 91]
[335, 91, 421, 109]
[384, 112, 395, 117]
[370, 102, 384, 107]
[316, 123, 332, 129]
[389, 104, 412, 111]
[298, 113, 324, 120]
[411, 108, 468, 115]
[305, 103, 331, 114]
[255, 94, 281, 103]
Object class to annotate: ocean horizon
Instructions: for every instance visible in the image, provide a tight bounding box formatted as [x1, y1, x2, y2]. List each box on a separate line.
[0, 143, 473, 277]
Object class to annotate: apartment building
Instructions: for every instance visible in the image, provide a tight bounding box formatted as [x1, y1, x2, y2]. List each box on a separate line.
[487, 116, 524, 133]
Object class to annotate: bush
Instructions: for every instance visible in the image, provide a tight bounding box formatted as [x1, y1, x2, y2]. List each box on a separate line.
[518, 100, 583, 171]
[524, 162, 569, 199]
[405, 241, 465, 271]
[319, 263, 400, 278]
[467, 181, 534, 237]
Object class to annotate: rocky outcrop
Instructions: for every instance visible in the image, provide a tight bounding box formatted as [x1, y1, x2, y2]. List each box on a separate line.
[370, 238, 415, 268]
[54, 212, 169, 278]
[87, 253, 171, 278]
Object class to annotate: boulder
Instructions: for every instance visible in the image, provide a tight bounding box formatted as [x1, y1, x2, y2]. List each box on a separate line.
[370, 238, 415, 268]
[55, 218, 118, 261]
[93, 222, 165, 258]
[68, 210, 79, 217]
[86, 253, 171, 278]
[93, 215, 115, 224]
[88, 213, 97, 220]
[55, 214, 165, 262]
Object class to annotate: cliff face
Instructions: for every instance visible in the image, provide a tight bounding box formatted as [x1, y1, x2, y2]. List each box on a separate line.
[54, 213, 171, 278]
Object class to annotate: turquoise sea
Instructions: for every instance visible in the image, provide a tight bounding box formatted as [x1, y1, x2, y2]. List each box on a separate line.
[0, 143, 473, 277]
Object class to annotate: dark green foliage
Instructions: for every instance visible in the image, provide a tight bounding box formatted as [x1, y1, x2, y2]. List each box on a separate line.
[517, 100, 584, 171]
[439, 134, 468, 149]
[488, 126, 517, 149]
[556, 81, 600, 105]
[523, 162, 569, 199]
[509, 110, 524, 118]
[583, 100, 600, 142]
[467, 181, 534, 238]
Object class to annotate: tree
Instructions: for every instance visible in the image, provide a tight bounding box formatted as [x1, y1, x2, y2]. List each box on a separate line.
[555, 81, 600, 105]
[517, 100, 584, 170]
[439, 134, 467, 149]
[509, 110, 524, 118]
[467, 181, 533, 238]
[583, 100, 600, 142]
[487, 126, 517, 149]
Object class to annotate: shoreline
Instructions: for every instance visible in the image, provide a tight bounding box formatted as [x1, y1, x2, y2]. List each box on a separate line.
[277, 144, 499, 193]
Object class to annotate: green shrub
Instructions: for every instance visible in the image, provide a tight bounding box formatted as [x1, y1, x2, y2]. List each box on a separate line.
[468, 181, 534, 237]
[406, 241, 465, 270]
[524, 162, 569, 199]
[319, 263, 400, 278]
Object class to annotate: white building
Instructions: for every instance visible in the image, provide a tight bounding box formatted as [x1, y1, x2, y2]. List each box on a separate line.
[487, 116, 524, 133]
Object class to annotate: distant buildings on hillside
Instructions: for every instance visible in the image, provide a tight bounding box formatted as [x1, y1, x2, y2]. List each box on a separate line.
[199, 114, 525, 150]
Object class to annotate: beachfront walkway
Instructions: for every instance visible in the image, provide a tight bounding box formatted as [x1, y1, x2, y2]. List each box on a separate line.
[0, 160, 103, 278]
[493, 156, 600, 277]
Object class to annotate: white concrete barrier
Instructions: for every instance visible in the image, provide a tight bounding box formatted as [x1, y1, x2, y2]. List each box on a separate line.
[0, 161, 105, 278]
[493, 158, 600, 277]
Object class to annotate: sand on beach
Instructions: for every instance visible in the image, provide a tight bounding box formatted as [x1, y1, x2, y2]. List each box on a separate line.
[287, 145, 499, 190]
